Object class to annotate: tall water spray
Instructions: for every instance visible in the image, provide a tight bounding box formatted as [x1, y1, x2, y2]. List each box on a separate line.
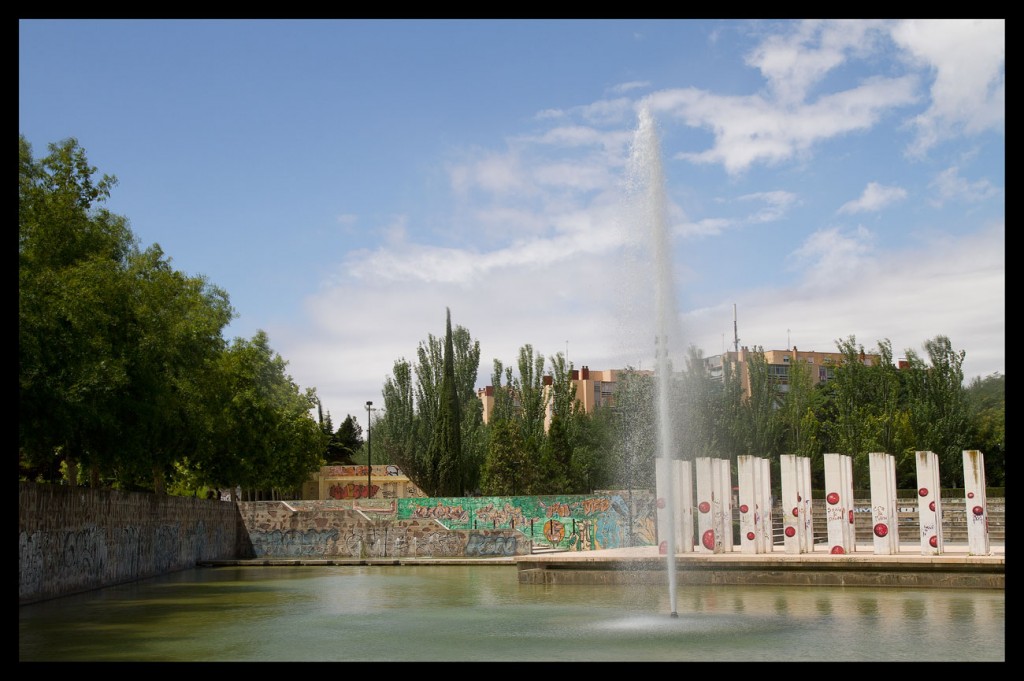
[627, 105, 681, 617]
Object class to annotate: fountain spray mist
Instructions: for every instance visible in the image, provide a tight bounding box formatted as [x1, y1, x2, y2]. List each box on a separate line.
[627, 105, 682, 617]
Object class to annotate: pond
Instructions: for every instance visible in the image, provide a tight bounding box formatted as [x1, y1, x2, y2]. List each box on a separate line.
[19, 564, 1004, 662]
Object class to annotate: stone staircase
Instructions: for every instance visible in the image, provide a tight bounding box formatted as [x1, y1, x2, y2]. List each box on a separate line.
[769, 498, 1005, 546]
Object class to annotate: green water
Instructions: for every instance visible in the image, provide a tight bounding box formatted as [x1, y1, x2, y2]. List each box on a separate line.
[19, 565, 1004, 662]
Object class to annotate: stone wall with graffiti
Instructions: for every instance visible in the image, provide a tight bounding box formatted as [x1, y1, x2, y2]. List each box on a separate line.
[236, 500, 528, 558]
[19, 482, 248, 605]
[235, 490, 659, 558]
[396, 490, 659, 552]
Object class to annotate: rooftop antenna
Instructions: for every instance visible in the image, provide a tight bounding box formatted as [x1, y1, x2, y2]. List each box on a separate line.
[733, 303, 740, 353]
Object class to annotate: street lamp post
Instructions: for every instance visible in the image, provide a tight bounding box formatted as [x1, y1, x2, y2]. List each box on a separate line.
[365, 400, 373, 499]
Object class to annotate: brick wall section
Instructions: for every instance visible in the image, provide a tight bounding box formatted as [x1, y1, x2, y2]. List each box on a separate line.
[19, 482, 249, 605]
[236, 500, 530, 559]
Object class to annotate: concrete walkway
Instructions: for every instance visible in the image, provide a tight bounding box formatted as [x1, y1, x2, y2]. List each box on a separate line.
[514, 542, 1005, 589]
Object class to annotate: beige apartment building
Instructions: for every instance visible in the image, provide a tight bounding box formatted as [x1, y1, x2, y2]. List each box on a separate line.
[704, 345, 881, 398]
[476, 346, 883, 425]
[477, 366, 651, 429]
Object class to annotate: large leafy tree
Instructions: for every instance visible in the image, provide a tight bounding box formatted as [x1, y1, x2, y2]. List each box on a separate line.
[966, 372, 1004, 486]
[111, 245, 232, 493]
[426, 308, 463, 496]
[198, 331, 326, 500]
[902, 335, 973, 488]
[378, 358, 419, 480]
[378, 313, 481, 496]
[613, 369, 657, 490]
[481, 417, 530, 495]
[19, 136, 139, 483]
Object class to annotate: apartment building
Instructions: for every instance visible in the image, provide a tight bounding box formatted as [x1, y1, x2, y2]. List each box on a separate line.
[477, 366, 653, 429]
[476, 346, 883, 426]
[705, 345, 881, 398]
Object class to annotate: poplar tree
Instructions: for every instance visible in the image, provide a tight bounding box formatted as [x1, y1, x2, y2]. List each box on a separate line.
[428, 308, 463, 496]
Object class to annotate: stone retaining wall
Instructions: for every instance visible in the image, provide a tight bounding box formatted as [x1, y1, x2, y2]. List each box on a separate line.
[18, 482, 249, 605]
[236, 500, 529, 559]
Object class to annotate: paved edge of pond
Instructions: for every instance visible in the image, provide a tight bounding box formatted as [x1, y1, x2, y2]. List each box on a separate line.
[197, 542, 1004, 589]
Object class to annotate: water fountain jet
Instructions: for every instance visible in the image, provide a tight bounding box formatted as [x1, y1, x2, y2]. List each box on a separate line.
[626, 104, 683, 617]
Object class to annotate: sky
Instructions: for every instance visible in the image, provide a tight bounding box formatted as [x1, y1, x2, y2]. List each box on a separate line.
[19, 19, 1005, 426]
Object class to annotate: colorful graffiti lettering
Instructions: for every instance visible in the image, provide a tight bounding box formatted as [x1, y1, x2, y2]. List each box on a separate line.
[465, 533, 518, 556]
[581, 497, 611, 515]
[330, 483, 378, 500]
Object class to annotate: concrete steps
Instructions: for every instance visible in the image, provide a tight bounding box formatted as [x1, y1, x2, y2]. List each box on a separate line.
[767, 497, 1005, 546]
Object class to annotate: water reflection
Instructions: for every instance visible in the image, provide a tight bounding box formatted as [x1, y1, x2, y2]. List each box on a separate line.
[19, 565, 1004, 662]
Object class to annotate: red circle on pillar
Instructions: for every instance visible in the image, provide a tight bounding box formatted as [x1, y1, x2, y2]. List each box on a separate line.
[973, 506, 984, 516]
[873, 523, 888, 538]
[792, 507, 799, 517]
[830, 546, 846, 554]
[659, 540, 668, 555]
[849, 510, 855, 524]
[967, 492, 975, 499]
[746, 531, 755, 540]
[702, 530, 716, 550]
[826, 492, 840, 505]
[698, 501, 710, 514]
[656, 498, 666, 509]
[929, 501, 936, 512]
[739, 504, 749, 514]
[784, 526, 796, 537]
[918, 487, 928, 497]
[929, 536, 938, 548]
[797, 494, 802, 502]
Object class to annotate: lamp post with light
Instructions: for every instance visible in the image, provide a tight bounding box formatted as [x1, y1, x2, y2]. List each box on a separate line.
[365, 400, 373, 499]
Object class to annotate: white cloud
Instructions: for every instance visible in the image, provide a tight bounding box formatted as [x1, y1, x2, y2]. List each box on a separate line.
[838, 182, 908, 214]
[656, 74, 917, 174]
[744, 19, 885, 105]
[788, 225, 876, 290]
[928, 166, 1000, 207]
[737, 190, 798, 223]
[686, 220, 1004, 382]
[890, 19, 1005, 156]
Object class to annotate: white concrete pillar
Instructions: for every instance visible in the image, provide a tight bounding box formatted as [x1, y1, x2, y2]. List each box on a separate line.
[962, 450, 991, 555]
[655, 457, 694, 554]
[780, 454, 812, 554]
[799, 456, 813, 552]
[695, 457, 726, 553]
[915, 450, 943, 555]
[714, 458, 734, 552]
[738, 455, 771, 553]
[868, 452, 900, 554]
[676, 459, 694, 553]
[824, 453, 855, 554]
[759, 457, 774, 552]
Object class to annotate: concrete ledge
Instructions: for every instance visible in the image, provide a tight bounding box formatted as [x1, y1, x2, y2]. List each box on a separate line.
[514, 543, 1004, 589]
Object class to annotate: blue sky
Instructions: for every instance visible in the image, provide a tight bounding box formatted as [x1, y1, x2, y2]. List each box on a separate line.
[19, 19, 1005, 426]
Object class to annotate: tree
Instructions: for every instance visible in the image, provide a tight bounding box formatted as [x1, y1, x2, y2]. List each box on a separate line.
[902, 335, 972, 488]
[741, 347, 784, 461]
[537, 352, 578, 493]
[329, 415, 363, 465]
[825, 336, 879, 482]
[426, 308, 463, 497]
[378, 358, 420, 482]
[19, 136, 139, 484]
[966, 373, 1005, 486]
[481, 418, 530, 495]
[198, 332, 326, 500]
[613, 369, 657, 490]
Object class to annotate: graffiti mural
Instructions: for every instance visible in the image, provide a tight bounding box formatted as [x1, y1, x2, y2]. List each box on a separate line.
[396, 491, 657, 551]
